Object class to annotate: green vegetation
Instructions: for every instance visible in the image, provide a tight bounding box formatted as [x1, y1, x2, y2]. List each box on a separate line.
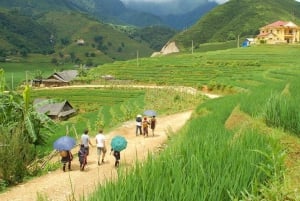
[129, 26, 178, 51]
[0, 9, 54, 55]
[2, 44, 300, 200]
[0, 77, 54, 185]
[0, 8, 175, 71]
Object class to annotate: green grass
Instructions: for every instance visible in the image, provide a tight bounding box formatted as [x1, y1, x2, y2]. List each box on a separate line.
[3, 44, 300, 199]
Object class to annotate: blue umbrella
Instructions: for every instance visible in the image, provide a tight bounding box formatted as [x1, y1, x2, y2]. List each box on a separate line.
[111, 135, 127, 152]
[53, 136, 76, 151]
[143, 109, 157, 117]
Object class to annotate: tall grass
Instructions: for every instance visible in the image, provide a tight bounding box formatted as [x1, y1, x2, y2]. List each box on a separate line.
[87, 95, 284, 201]
[264, 93, 300, 135]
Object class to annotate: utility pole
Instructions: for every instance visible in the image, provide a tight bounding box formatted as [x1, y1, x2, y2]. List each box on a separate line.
[136, 50, 139, 67]
[237, 34, 240, 48]
[11, 73, 13, 90]
[192, 40, 194, 54]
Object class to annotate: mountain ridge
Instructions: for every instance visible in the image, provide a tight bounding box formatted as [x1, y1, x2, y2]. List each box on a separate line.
[171, 0, 300, 50]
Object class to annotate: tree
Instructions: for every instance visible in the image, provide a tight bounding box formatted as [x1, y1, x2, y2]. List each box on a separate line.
[0, 70, 55, 184]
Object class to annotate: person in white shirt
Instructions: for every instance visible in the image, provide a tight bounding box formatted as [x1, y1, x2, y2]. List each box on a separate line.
[136, 114, 142, 136]
[95, 129, 106, 165]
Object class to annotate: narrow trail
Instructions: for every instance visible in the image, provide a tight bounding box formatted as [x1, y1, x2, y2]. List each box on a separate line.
[0, 110, 193, 201]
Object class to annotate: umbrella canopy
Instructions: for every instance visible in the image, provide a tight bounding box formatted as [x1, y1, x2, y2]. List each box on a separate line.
[111, 135, 127, 152]
[53, 136, 76, 151]
[143, 109, 157, 117]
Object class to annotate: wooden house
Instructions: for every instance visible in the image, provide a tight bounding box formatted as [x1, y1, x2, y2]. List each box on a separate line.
[33, 99, 76, 120]
[33, 70, 78, 87]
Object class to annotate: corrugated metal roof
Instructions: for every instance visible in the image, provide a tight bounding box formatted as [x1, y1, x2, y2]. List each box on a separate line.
[47, 70, 78, 82]
[34, 99, 76, 117]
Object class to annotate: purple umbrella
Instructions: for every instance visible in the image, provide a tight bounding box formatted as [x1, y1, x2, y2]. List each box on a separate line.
[53, 136, 76, 151]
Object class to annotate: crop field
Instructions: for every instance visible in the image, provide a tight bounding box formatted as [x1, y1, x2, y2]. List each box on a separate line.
[2, 44, 300, 200]
[85, 45, 300, 200]
[1, 54, 75, 89]
[88, 45, 300, 92]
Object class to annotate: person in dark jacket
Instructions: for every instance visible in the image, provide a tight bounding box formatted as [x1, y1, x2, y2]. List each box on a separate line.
[78, 144, 87, 171]
[150, 116, 157, 136]
[111, 148, 120, 167]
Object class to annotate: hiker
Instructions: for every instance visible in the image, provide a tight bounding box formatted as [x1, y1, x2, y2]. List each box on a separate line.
[78, 144, 87, 171]
[60, 150, 73, 172]
[95, 129, 107, 165]
[150, 116, 157, 136]
[111, 148, 121, 167]
[142, 117, 150, 137]
[81, 129, 93, 156]
[136, 114, 142, 136]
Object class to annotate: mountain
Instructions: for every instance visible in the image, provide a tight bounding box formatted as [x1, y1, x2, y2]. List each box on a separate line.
[120, 0, 218, 30]
[161, 2, 217, 30]
[0, 0, 178, 64]
[172, 0, 300, 49]
[0, 9, 156, 65]
[0, 0, 165, 27]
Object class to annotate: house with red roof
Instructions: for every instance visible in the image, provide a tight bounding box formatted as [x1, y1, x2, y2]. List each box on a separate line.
[256, 21, 300, 44]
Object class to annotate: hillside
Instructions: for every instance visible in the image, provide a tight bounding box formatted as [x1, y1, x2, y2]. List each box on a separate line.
[0, 9, 160, 66]
[0, 9, 54, 57]
[0, 0, 178, 65]
[0, 0, 165, 27]
[37, 11, 157, 65]
[172, 0, 300, 49]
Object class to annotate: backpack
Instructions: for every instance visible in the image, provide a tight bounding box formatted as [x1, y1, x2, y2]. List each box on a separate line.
[60, 150, 67, 157]
[142, 120, 149, 128]
[136, 117, 142, 122]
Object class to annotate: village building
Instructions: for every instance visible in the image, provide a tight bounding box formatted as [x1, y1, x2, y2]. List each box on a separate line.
[76, 39, 85, 45]
[256, 20, 300, 44]
[242, 38, 255, 47]
[33, 98, 76, 120]
[32, 70, 78, 87]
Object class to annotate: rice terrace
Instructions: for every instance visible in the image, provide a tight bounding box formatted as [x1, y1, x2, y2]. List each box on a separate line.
[1, 44, 300, 201]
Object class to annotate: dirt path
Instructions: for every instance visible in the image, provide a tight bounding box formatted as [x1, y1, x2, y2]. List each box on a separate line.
[0, 110, 192, 201]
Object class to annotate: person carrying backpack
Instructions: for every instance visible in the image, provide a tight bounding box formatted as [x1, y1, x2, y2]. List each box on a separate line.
[136, 114, 142, 136]
[61, 150, 73, 172]
[142, 117, 150, 137]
